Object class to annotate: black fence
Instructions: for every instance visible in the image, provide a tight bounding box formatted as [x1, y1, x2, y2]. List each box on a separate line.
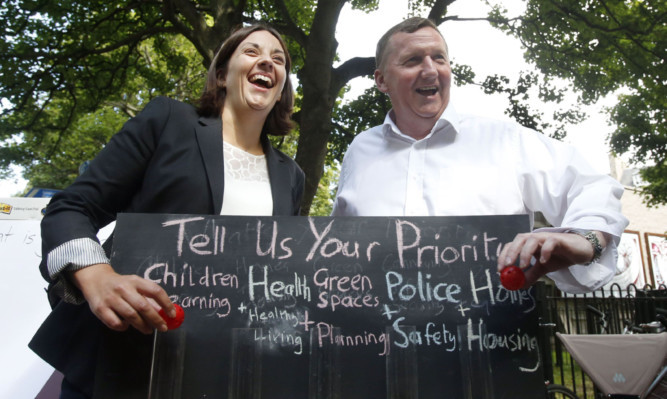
[536, 282, 667, 398]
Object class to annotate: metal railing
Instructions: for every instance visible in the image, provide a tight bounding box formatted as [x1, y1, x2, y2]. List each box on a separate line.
[536, 282, 667, 398]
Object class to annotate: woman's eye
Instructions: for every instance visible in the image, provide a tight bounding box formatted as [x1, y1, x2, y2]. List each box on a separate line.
[273, 56, 285, 64]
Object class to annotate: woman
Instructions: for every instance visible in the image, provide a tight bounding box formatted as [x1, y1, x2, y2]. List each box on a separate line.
[29, 24, 304, 398]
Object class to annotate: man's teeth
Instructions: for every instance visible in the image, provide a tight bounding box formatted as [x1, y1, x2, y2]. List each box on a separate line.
[250, 74, 274, 88]
[417, 86, 438, 95]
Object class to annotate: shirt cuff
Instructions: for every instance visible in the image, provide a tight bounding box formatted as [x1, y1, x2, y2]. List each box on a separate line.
[535, 227, 619, 293]
[47, 237, 110, 304]
[547, 246, 617, 294]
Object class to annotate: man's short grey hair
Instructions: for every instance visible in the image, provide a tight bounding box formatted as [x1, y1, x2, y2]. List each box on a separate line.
[375, 17, 448, 70]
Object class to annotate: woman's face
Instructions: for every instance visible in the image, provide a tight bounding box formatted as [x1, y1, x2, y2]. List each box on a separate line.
[223, 30, 287, 115]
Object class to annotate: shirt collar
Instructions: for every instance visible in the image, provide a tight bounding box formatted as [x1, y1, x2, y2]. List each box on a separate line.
[381, 103, 461, 141]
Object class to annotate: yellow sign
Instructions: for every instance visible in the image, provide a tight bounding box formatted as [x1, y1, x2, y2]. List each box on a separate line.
[0, 203, 13, 215]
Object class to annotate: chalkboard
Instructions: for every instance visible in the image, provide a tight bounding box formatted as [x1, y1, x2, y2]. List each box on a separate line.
[99, 213, 545, 399]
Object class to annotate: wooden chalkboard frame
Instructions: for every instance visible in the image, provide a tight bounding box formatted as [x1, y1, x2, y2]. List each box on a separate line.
[95, 213, 545, 399]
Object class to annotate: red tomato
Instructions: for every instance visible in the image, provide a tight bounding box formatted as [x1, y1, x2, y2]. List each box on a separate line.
[500, 266, 525, 291]
[158, 304, 185, 330]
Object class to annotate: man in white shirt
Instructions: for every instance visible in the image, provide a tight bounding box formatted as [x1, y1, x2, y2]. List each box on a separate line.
[331, 17, 628, 294]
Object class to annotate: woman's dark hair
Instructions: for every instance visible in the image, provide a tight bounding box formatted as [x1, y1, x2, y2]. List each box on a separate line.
[197, 24, 294, 136]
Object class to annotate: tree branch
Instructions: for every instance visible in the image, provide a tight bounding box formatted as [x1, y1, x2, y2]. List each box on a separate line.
[167, 0, 210, 37]
[271, 0, 309, 47]
[549, 0, 664, 59]
[331, 56, 375, 95]
[104, 101, 141, 118]
[428, 0, 456, 24]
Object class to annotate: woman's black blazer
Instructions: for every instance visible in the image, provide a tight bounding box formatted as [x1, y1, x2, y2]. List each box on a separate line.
[29, 96, 305, 396]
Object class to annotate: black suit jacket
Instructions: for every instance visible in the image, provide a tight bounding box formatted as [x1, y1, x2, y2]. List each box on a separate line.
[29, 97, 305, 396]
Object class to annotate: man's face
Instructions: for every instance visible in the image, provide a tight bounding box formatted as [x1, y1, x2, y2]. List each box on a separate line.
[375, 27, 451, 136]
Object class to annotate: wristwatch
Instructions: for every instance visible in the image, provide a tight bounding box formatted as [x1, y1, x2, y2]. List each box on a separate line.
[567, 230, 603, 265]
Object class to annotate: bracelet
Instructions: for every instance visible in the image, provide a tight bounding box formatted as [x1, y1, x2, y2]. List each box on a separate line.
[566, 230, 603, 265]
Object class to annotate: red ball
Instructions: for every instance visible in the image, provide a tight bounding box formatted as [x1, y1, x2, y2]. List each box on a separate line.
[158, 304, 185, 330]
[500, 266, 526, 291]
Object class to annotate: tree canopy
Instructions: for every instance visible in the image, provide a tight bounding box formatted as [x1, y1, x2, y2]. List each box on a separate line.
[490, 0, 666, 206]
[1, 0, 664, 212]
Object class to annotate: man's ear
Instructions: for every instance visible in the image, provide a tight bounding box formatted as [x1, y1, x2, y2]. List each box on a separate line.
[374, 69, 388, 93]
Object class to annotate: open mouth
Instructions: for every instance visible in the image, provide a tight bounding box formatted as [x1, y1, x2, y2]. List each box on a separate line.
[416, 86, 438, 96]
[249, 74, 274, 89]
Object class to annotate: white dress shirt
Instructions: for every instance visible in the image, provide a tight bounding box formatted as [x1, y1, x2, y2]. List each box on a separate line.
[332, 104, 628, 293]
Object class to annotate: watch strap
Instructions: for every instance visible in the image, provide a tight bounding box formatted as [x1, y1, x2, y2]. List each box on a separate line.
[566, 230, 603, 265]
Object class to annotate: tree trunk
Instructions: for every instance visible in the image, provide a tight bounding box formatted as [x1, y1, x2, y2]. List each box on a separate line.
[293, 0, 346, 215]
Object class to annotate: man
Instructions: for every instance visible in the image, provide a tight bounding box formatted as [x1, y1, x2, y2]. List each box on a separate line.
[331, 17, 628, 293]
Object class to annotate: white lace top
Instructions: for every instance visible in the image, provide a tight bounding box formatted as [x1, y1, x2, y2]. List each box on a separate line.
[220, 141, 273, 216]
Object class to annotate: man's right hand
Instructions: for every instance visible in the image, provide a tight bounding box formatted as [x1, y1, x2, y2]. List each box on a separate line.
[69, 263, 175, 334]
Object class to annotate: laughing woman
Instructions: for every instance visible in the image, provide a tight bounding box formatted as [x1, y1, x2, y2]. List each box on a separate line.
[29, 24, 304, 398]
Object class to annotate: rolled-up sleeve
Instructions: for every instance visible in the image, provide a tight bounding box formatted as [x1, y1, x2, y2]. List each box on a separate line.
[47, 238, 110, 304]
[517, 129, 628, 293]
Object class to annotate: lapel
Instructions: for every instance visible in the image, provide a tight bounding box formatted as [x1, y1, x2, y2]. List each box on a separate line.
[262, 135, 291, 216]
[195, 115, 224, 214]
[196, 117, 293, 216]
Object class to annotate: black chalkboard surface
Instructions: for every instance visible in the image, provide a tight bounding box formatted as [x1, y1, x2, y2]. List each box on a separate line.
[97, 213, 545, 398]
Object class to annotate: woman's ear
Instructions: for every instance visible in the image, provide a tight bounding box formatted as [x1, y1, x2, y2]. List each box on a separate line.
[217, 69, 227, 88]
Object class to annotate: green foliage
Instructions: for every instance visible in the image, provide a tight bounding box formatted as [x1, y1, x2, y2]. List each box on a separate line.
[331, 83, 391, 162]
[451, 61, 476, 86]
[407, 0, 440, 16]
[609, 92, 666, 207]
[1, 0, 165, 116]
[349, 0, 380, 12]
[495, 0, 665, 102]
[22, 105, 126, 189]
[308, 161, 339, 216]
[0, 0, 322, 197]
[491, 0, 667, 204]
[0, 6, 205, 189]
[637, 162, 667, 208]
[550, 349, 594, 395]
[269, 127, 337, 216]
[481, 71, 586, 140]
[3, 0, 665, 209]
[0, 0, 216, 190]
[608, 93, 666, 165]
